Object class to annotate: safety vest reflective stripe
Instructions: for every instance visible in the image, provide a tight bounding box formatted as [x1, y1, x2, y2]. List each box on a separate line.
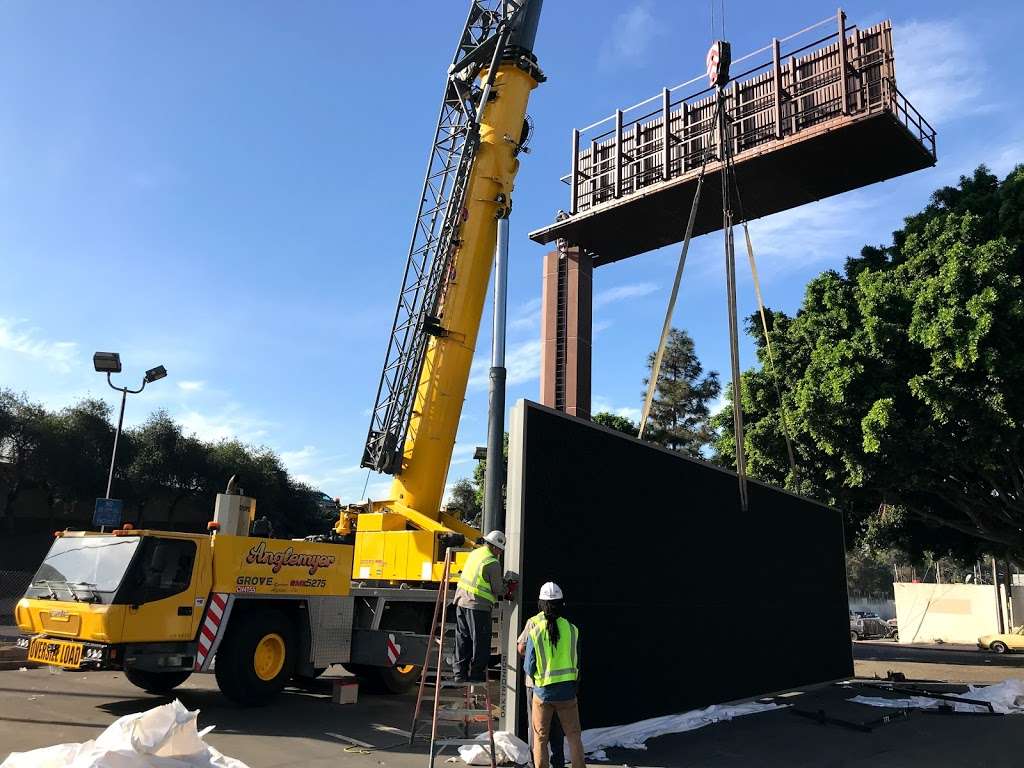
[457, 547, 497, 604]
[529, 617, 579, 687]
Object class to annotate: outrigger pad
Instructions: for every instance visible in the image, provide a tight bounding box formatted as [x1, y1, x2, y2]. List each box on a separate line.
[506, 401, 852, 732]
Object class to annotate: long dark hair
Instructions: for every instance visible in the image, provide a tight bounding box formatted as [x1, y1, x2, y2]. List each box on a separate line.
[538, 598, 563, 647]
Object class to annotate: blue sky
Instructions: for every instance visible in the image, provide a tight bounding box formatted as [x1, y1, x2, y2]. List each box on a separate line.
[1, 1, 1021, 505]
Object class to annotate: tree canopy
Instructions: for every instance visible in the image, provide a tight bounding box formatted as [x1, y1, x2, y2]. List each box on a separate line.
[0, 391, 333, 538]
[715, 165, 1024, 561]
[593, 411, 637, 436]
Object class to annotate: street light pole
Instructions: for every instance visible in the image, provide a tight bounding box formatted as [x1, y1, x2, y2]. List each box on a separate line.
[104, 374, 143, 499]
[93, 353, 167, 509]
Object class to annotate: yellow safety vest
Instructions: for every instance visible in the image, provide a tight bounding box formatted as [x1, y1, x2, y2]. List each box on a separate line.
[457, 546, 498, 604]
[529, 615, 579, 687]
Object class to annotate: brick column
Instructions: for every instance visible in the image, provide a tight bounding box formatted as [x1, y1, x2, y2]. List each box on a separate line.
[540, 245, 592, 418]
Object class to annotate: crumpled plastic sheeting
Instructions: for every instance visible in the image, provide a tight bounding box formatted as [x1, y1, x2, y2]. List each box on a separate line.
[458, 731, 531, 765]
[580, 701, 782, 754]
[1, 699, 249, 768]
[851, 678, 1024, 715]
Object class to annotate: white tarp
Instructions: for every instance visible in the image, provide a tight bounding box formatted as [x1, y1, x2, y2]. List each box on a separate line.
[458, 731, 531, 765]
[579, 701, 782, 755]
[1, 699, 248, 768]
[851, 679, 1024, 715]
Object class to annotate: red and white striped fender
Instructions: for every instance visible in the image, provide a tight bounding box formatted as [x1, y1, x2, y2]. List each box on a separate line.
[194, 592, 234, 672]
[386, 633, 402, 665]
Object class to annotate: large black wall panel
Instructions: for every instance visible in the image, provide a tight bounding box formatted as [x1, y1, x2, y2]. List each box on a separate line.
[511, 401, 852, 731]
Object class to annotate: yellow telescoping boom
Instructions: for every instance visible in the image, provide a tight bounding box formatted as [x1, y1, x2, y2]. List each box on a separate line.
[354, 1, 544, 583]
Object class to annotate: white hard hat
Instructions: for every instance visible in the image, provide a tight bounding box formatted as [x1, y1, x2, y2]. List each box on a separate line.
[539, 582, 563, 601]
[483, 530, 506, 550]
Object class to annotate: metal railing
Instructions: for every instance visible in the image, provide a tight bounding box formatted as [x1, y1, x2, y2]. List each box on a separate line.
[563, 12, 936, 216]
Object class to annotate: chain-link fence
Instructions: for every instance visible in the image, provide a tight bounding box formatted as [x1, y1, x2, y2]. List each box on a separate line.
[0, 569, 32, 635]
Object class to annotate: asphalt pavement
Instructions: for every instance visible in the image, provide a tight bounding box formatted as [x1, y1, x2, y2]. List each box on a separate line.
[853, 639, 1024, 684]
[1, 646, 1024, 767]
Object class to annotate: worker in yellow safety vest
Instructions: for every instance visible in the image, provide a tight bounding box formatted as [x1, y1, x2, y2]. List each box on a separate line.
[453, 530, 508, 683]
[524, 581, 585, 768]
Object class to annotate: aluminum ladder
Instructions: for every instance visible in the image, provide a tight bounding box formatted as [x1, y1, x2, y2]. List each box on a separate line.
[409, 548, 498, 768]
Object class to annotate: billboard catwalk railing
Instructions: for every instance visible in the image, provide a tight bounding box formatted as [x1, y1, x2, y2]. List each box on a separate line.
[561, 16, 935, 217]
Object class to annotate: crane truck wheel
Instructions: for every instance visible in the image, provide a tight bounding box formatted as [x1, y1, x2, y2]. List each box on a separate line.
[377, 663, 420, 694]
[124, 668, 192, 694]
[375, 605, 426, 693]
[214, 608, 296, 706]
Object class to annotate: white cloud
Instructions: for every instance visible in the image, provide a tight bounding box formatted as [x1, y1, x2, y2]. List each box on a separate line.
[509, 297, 542, 333]
[736, 193, 878, 278]
[177, 380, 206, 392]
[592, 395, 641, 423]
[593, 319, 614, 334]
[177, 405, 272, 444]
[991, 140, 1024, 177]
[450, 443, 482, 466]
[896, 19, 991, 125]
[708, 393, 729, 417]
[280, 445, 317, 468]
[0, 317, 78, 373]
[600, 1, 662, 70]
[594, 282, 658, 309]
[469, 339, 542, 390]
[506, 340, 542, 386]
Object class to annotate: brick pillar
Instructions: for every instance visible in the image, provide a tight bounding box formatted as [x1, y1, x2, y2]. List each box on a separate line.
[540, 244, 592, 418]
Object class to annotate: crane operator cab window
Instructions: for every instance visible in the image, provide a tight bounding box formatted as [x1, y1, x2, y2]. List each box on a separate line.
[120, 538, 196, 604]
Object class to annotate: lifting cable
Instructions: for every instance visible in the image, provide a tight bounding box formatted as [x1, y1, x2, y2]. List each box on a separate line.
[638, 98, 722, 441]
[720, 91, 748, 513]
[741, 222, 799, 483]
[724, 117, 800, 486]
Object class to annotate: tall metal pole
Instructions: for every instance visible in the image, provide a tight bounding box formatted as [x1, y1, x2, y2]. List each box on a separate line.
[484, 215, 510, 533]
[992, 557, 1005, 634]
[105, 386, 128, 499]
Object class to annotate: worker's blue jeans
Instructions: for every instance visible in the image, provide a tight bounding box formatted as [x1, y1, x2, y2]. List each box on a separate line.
[454, 606, 491, 680]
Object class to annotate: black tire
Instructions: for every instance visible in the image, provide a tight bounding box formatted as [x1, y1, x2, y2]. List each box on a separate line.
[345, 605, 427, 694]
[124, 668, 192, 694]
[377, 663, 421, 694]
[215, 609, 296, 706]
[991, 641, 1008, 655]
[377, 605, 427, 693]
[850, 631, 860, 641]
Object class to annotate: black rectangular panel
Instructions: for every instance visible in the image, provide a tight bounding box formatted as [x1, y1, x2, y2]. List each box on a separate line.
[513, 401, 852, 731]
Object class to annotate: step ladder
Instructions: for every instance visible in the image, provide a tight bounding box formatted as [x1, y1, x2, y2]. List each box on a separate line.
[409, 548, 498, 768]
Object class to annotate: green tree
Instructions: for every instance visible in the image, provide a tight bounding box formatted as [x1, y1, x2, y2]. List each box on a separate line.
[44, 398, 116, 517]
[125, 411, 208, 528]
[716, 165, 1024, 560]
[642, 328, 720, 456]
[472, 432, 508, 514]
[0, 390, 50, 529]
[0, 391, 334, 538]
[448, 478, 481, 526]
[593, 411, 637, 436]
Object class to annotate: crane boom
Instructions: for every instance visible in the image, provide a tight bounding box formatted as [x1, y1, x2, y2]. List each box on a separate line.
[361, 1, 544, 522]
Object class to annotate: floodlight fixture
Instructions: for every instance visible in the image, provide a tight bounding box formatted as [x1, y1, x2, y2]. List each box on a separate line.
[93, 351, 122, 374]
[144, 365, 168, 384]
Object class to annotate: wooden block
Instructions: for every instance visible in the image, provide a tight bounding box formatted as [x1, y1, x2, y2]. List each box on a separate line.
[331, 676, 359, 705]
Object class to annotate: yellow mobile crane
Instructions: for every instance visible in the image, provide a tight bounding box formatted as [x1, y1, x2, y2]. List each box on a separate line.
[14, 0, 543, 704]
